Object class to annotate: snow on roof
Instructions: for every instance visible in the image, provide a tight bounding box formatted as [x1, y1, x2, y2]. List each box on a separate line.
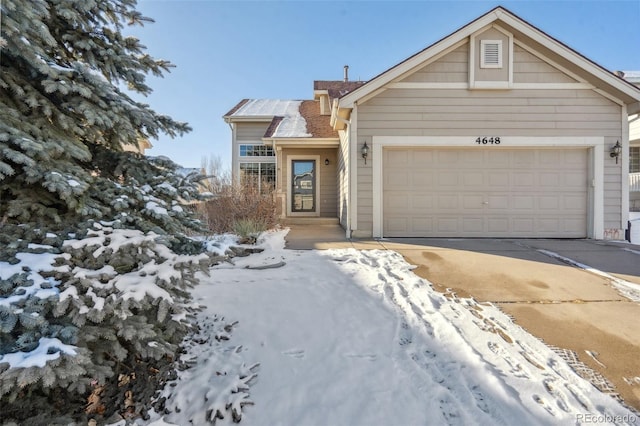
[621, 71, 640, 83]
[231, 99, 312, 138]
[271, 114, 312, 138]
[230, 99, 302, 117]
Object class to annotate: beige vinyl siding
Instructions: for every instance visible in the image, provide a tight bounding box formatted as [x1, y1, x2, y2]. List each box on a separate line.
[279, 148, 338, 217]
[235, 122, 270, 140]
[355, 86, 622, 236]
[513, 45, 576, 84]
[402, 43, 469, 83]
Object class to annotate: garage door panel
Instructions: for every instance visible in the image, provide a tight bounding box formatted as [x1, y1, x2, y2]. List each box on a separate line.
[438, 194, 459, 209]
[488, 172, 509, 187]
[488, 217, 509, 232]
[512, 196, 535, 209]
[438, 172, 460, 186]
[385, 217, 409, 234]
[385, 192, 410, 211]
[463, 194, 484, 209]
[463, 171, 484, 186]
[488, 195, 509, 209]
[513, 218, 535, 233]
[538, 196, 560, 210]
[437, 218, 459, 233]
[383, 147, 588, 238]
[385, 170, 409, 188]
[512, 172, 535, 187]
[563, 195, 586, 210]
[462, 218, 484, 232]
[409, 193, 432, 210]
[413, 150, 435, 164]
[412, 171, 435, 187]
[412, 218, 433, 233]
[539, 172, 560, 187]
[386, 150, 409, 167]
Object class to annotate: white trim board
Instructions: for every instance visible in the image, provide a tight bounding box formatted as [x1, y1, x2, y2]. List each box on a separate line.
[371, 136, 605, 239]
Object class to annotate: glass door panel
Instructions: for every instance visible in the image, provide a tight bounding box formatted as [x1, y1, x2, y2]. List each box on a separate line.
[292, 160, 316, 212]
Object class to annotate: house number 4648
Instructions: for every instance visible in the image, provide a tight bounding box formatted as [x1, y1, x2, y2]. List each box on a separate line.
[476, 137, 501, 145]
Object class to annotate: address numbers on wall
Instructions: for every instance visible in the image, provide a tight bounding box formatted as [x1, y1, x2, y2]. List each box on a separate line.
[475, 137, 501, 145]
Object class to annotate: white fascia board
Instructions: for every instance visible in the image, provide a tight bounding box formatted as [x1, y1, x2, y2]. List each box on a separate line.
[225, 116, 276, 123]
[264, 138, 339, 147]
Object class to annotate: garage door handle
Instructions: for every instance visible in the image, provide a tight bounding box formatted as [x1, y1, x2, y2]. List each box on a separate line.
[482, 201, 489, 205]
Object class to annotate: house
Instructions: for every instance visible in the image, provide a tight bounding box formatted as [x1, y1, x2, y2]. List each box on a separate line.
[621, 72, 640, 210]
[224, 6, 640, 240]
[122, 138, 153, 155]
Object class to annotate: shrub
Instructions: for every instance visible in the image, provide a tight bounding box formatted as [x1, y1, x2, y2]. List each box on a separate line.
[203, 183, 278, 236]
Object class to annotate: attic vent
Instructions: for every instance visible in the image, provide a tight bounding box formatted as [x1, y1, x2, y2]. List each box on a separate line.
[480, 40, 502, 68]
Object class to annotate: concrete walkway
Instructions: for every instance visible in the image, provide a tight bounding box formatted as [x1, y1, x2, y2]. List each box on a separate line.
[284, 224, 640, 412]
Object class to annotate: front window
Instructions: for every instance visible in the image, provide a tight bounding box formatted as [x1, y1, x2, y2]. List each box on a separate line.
[630, 147, 640, 173]
[240, 162, 275, 193]
[239, 144, 274, 157]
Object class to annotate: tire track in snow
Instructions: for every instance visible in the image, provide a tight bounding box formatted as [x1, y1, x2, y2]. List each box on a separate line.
[327, 248, 637, 425]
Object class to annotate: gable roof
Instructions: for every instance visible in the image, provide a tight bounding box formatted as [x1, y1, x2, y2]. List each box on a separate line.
[339, 6, 640, 111]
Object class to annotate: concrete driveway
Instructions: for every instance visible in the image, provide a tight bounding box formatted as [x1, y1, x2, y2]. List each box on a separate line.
[284, 226, 640, 412]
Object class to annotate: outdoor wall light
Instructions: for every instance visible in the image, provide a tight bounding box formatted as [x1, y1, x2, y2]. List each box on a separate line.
[324, 158, 330, 166]
[361, 141, 369, 164]
[610, 140, 622, 164]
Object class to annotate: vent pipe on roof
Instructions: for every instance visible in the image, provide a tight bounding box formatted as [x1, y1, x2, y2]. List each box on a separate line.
[344, 65, 349, 82]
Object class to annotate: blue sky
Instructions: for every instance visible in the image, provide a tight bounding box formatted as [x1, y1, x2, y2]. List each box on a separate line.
[128, 0, 640, 170]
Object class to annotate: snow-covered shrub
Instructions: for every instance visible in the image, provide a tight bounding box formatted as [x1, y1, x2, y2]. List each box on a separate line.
[0, 223, 212, 423]
[0, 0, 217, 422]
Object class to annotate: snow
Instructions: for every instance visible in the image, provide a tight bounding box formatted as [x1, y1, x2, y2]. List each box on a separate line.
[0, 338, 77, 369]
[136, 229, 636, 426]
[230, 99, 311, 138]
[231, 99, 302, 117]
[145, 200, 168, 216]
[0, 252, 70, 308]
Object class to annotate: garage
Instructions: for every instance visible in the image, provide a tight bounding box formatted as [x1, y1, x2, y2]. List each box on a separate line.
[382, 147, 588, 238]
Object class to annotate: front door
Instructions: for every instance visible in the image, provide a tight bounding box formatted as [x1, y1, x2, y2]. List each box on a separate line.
[291, 160, 316, 213]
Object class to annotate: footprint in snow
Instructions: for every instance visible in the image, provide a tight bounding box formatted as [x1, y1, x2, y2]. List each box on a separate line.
[344, 353, 378, 361]
[533, 394, 557, 416]
[282, 349, 305, 359]
[542, 378, 570, 413]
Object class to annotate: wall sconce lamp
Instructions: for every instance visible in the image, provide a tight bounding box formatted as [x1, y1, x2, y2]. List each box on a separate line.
[324, 158, 330, 166]
[361, 141, 369, 164]
[610, 140, 622, 164]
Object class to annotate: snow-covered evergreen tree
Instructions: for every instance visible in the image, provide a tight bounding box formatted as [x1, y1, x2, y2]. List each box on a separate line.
[0, 0, 212, 422]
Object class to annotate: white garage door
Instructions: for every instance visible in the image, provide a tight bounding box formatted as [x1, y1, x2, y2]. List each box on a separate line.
[383, 148, 588, 238]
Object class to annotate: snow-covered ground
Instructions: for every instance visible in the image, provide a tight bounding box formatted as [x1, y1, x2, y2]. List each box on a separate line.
[144, 229, 637, 426]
